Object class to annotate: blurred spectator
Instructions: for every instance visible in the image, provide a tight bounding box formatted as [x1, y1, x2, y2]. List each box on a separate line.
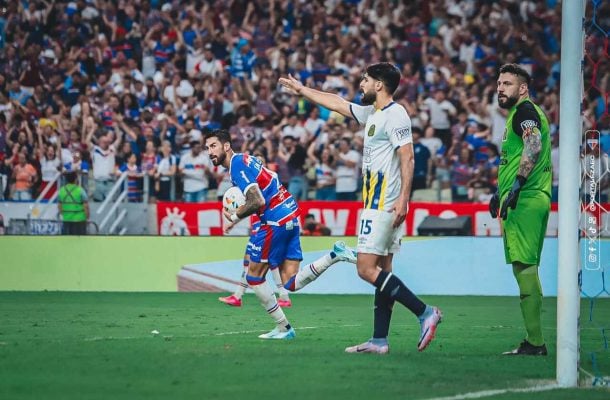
[278, 135, 307, 200]
[467, 168, 493, 203]
[11, 152, 37, 201]
[281, 114, 307, 143]
[412, 127, 432, 193]
[308, 143, 336, 201]
[0, 156, 10, 199]
[155, 140, 177, 201]
[302, 213, 331, 236]
[36, 123, 62, 200]
[422, 88, 456, 150]
[179, 140, 212, 202]
[420, 125, 443, 158]
[89, 132, 120, 202]
[332, 137, 360, 201]
[451, 146, 474, 202]
[116, 152, 143, 203]
[141, 140, 158, 201]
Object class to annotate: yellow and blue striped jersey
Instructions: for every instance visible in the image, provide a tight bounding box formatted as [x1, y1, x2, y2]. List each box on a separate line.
[349, 101, 413, 211]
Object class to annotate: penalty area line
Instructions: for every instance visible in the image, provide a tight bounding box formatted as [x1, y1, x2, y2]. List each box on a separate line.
[424, 382, 559, 400]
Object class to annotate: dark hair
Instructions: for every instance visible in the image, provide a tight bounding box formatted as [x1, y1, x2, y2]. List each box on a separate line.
[64, 171, 77, 183]
[365, 62, 401, 94]
[498, 63, 531, 86]
[205, 129, 232, 147]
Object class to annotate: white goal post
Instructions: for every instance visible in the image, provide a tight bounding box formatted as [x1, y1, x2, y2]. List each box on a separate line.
[556, 0, 585, 388]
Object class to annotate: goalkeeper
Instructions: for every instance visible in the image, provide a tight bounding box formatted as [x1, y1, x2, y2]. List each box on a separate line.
[489, 64, 552, 356]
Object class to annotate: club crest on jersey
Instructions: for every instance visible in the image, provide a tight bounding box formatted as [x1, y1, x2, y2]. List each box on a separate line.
[520, 120, 540, 137]
[367, 124, 376, 137]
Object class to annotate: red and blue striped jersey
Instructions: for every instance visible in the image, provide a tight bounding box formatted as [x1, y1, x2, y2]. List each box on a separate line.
[230, 153, 299, 226]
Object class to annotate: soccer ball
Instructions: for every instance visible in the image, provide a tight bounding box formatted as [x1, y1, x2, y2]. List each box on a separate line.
[223, 186, 245, 213]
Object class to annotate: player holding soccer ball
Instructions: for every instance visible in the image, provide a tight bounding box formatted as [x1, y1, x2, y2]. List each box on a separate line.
[205, 129, 357, 340]
[279, 63, 442, 354]
[219, 159, 293, 308]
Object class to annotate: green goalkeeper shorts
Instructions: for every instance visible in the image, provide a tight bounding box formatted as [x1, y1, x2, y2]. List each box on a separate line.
[501, 190, 551, 265]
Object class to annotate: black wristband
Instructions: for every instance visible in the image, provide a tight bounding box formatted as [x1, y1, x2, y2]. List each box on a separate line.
[516, 175, 527, 187]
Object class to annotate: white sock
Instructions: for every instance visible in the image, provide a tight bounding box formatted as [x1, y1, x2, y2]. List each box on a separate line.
[234, 266, 248, 299]
[250, 280, 290, 330]
[270, 267, 290, 299]
[288, 253, 336, 291]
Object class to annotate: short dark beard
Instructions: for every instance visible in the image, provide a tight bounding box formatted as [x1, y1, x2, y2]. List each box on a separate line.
[498, 94, 518, 109]
[361, 90, 377, 105]
[211, 152, 226, 167]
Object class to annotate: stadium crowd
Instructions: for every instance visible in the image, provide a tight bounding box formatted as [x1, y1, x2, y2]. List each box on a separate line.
[0, 0, 606, 204]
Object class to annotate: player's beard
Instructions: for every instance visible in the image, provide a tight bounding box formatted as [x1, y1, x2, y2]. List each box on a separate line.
[210, 151, 226, 166]
[361, 90, 377, 105]
[498, 93, 518, 109]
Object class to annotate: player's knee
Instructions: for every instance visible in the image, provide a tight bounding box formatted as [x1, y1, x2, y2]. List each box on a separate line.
[245, 274, 265, 286]
[356, 264, 376, 284]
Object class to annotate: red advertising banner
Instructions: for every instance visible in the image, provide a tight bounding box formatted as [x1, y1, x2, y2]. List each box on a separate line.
[156, 201, 605, 237]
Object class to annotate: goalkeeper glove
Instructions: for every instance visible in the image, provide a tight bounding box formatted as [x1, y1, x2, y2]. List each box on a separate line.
[500, 175, 526, 220]
[488, 192, 500, 218]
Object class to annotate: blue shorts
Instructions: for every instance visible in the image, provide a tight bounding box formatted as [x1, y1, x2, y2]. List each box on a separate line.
[248, 220, 303, 268]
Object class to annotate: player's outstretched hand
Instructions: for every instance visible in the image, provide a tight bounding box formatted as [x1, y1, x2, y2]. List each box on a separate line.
[488, 192, 500, 218]
[278, 74, 303, 95]
[499, 177, 525, 220]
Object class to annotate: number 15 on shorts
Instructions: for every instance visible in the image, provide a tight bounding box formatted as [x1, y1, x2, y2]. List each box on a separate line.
[360, 219, 372, 235]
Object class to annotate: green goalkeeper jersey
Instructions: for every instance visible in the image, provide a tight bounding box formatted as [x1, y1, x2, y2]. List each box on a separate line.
[498, 98, 552, 199]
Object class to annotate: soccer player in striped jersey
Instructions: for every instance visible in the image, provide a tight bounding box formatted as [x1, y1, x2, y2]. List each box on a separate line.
[218, 214, 293, 308]
[279, 62, 442, 353]
[205, 130, 357, 340]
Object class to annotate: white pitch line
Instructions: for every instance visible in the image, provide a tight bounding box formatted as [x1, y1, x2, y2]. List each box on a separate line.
[83, 324, 363, 342]
[424, 383, 559, 400]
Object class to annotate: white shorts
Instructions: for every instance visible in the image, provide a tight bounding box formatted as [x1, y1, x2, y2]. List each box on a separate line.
[357, 208, 403, 256]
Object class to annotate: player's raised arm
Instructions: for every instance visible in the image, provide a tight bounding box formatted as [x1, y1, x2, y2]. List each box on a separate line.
[278, 74, 353, 119]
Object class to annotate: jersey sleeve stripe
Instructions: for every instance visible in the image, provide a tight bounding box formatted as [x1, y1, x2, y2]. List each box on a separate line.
[349, 104, 360, 125]
[244, 182, 258, 195]
[256, 168, 274, 190]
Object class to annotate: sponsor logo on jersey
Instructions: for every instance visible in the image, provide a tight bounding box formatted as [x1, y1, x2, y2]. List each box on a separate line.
[367, 124, 376, 137]
[394, 126, 411, 141]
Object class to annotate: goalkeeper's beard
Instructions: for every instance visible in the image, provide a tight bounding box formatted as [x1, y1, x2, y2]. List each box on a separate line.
[498, 94, 518, 109]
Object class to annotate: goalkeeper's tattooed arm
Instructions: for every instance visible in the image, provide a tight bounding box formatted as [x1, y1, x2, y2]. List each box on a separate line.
[517, 129, 541, 178]
[512, 103, 542, 179]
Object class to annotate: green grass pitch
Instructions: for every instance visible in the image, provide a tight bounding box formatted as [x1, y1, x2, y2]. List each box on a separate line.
[0, 292, 608, 400]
